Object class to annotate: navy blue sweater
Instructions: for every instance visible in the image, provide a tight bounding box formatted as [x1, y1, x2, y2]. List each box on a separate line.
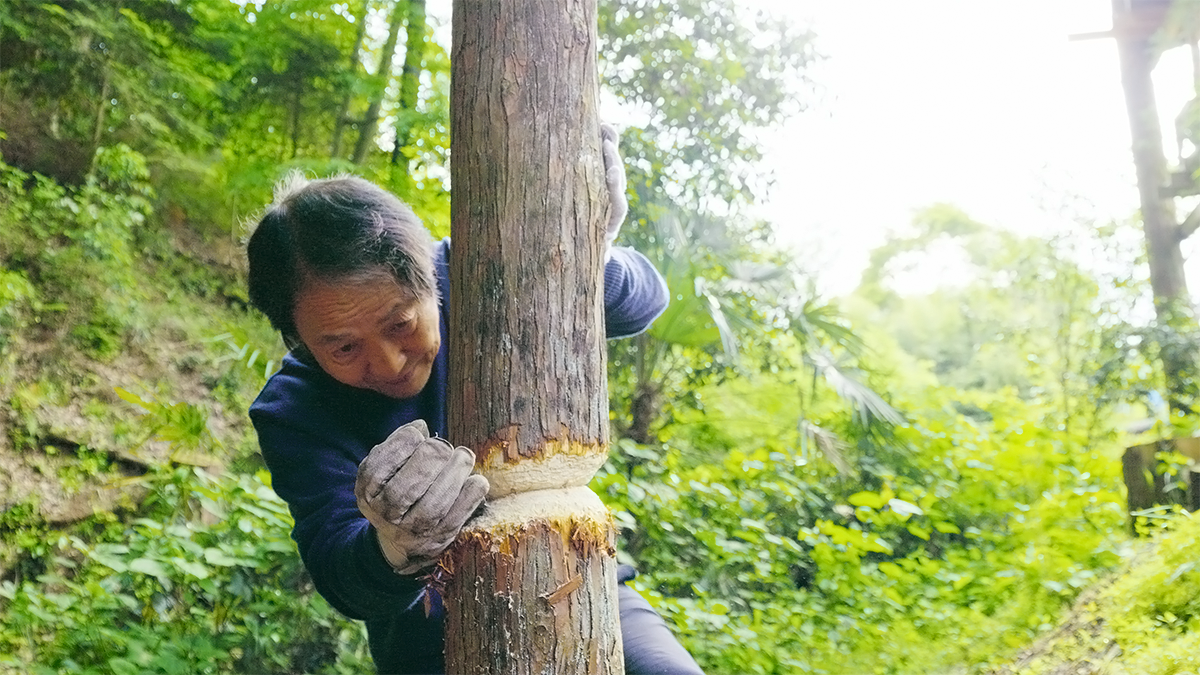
[249, 240, 668, 674]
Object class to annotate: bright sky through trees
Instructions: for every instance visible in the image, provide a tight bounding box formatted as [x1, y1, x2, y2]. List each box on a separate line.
[751, 0, 1199, 296]
[423, 1, 1199, 298]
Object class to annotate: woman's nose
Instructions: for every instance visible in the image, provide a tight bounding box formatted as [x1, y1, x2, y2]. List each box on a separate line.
[367, 340, 406, 379]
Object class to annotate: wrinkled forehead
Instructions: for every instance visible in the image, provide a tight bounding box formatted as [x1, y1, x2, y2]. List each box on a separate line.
[293, 272, 427, 332]
[295, 261, 427, 305]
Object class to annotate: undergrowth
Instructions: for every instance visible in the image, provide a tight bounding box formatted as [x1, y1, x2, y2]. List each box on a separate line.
[1000, 510, 1200, 675]
[597, 386, 1131, 674]
[0, 466, 371, 675]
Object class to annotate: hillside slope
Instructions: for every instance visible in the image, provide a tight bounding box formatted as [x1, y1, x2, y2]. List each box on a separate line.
[0, 149, 279, 570]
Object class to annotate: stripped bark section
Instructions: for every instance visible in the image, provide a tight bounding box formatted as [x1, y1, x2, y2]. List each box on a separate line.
[444, 512, 621, 675]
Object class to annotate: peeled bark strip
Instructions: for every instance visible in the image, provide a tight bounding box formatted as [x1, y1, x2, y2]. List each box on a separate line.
[446, 0, 622, 672]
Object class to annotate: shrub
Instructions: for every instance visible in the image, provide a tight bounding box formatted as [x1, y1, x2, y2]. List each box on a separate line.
[0, 467, 371, 675]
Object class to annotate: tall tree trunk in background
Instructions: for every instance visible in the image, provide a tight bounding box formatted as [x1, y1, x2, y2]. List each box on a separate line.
[444, 1, 624, 672]
[351, 0, 404, 164]
[628, 333, 661, 445]
[92, 66, 111, 151]
[390, 0, 426, 168]
[330, 0, 370, 159]
[1114, 2, 1198, 413]
[289, 85, 303, 159]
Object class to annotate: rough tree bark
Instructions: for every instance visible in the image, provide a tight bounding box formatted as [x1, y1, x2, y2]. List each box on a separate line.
[444, 0, 624, 673]
[1115, 26, 1187, 303]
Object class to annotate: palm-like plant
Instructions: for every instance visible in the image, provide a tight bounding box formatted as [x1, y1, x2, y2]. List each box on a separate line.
[788, 300, 904, 475]
[615, 214, 903, 475]
[622, 215, 748, 443]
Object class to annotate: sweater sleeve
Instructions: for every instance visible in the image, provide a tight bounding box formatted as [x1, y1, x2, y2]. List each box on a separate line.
[250, 375, 424, 621]
[603, 246, 670, 339]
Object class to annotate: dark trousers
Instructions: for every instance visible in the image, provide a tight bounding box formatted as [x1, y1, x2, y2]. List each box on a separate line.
[617, 565, 705, 675]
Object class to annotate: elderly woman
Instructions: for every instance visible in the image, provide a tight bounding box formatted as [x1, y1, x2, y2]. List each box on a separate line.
[245, 130, 704, 675]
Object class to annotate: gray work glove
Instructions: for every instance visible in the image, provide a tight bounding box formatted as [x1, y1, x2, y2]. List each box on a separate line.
[601, 123, 628, 262]
[354, 420, 489, 575]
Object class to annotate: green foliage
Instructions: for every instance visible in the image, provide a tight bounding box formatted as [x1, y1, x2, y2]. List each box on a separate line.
[597, 385, 1127, 674]
[0, 268, 38, 353]
[210, 335, 273, 381]
[850, 205, 1154, 445]
[115, 387, 219, 460]
[1, 0, 222, 165]
[599, 0, 817, 206]
[1002, 511, 1200, 675]
[0, 467, 370, 675]
[0, 146, 153, 360]
[2, 3, 1182, 674]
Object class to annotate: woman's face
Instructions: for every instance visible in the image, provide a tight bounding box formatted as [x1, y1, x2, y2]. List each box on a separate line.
[292, 274, 440, 399]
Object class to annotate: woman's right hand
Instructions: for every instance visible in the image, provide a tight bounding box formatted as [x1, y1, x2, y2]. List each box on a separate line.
[354, 420, 489, 575]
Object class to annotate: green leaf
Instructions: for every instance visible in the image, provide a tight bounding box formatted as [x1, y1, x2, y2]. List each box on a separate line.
[848, 491, 886, 510]
[907, 524, 931, 541]
[172, 558, 211, 580]
[878, 561, 905, 580]
[108, 658, 140, 675]
[933, 521, 961, 534]
[114, 386, 150, 410]
[129, 558, 168, 580]
[888, 498, 924, 517]
[204, 548, 243, 567]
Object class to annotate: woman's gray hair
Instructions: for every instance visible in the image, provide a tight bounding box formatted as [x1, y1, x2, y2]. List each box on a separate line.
[246, 172, 435, 349]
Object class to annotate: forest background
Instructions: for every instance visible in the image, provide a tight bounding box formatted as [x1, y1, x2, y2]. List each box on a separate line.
[3, 1, 1200, 674]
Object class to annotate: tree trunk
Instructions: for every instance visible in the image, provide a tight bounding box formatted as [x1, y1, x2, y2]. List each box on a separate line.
[1114, 2, 1198, 411]
[627, 333, 663, 445]
[92, 66, 111, 151]
[290, 85, 303, 159]
[351, 0, 405, 164]
[330, 0, 369, 159]
[444, 0, 623, 673]
[1116, 35, 1186, 302]
[390, 0, 426, 169]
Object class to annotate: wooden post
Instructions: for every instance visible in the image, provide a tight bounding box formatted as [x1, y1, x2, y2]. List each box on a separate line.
[1123, 437, 1200, 532]
[444, 1, 623, 673]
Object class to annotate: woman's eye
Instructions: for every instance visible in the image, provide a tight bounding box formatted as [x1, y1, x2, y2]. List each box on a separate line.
[392, 320, 413, 334]
[335, 343, 357, 356]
